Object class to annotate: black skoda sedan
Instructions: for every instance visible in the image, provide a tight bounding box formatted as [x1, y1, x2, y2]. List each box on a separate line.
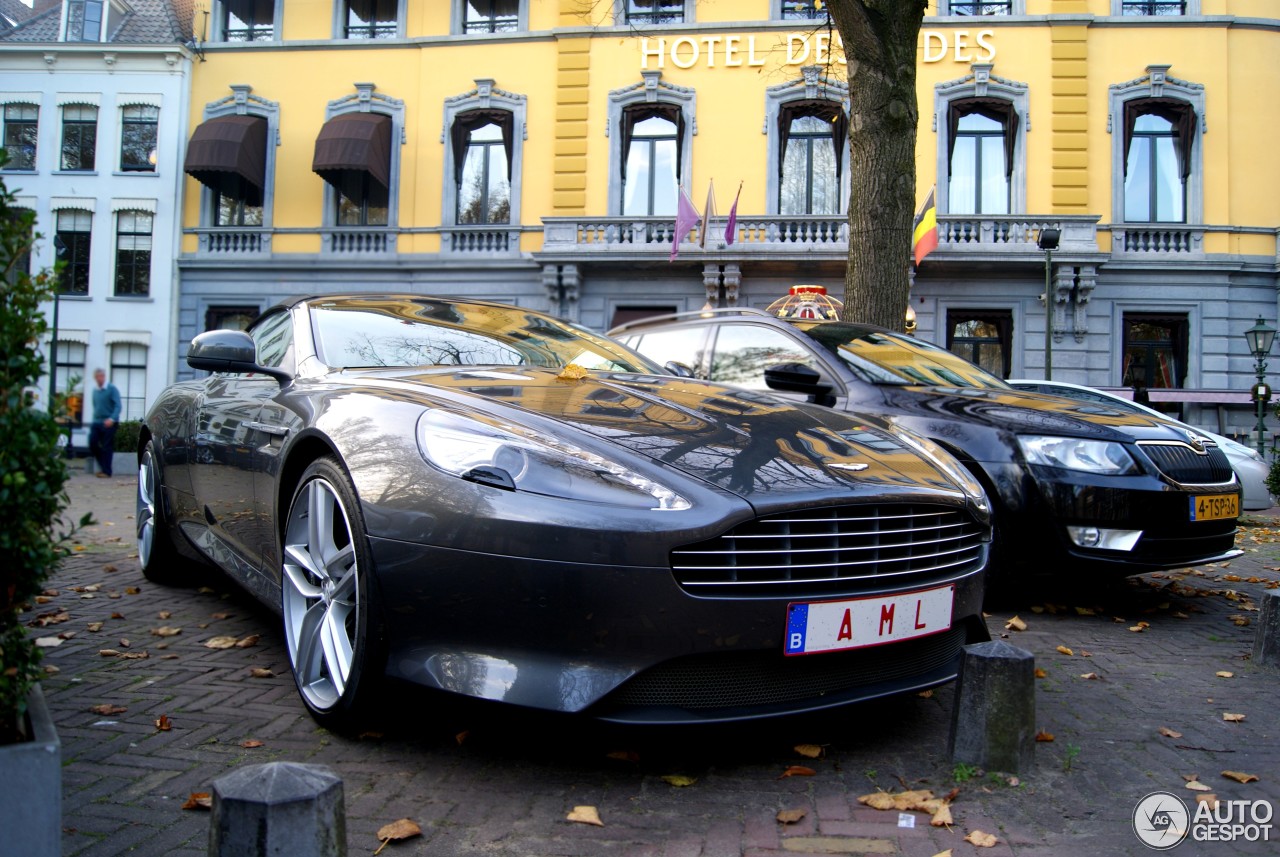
[612, 309, 1242, 592]
[138, 295, 993, 728]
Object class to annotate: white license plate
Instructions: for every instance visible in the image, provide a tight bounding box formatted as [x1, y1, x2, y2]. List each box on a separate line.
[784, 585, 955, 656]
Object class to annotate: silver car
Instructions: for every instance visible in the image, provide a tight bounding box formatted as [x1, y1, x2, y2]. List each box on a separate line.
[1008, 380, 1273, 511]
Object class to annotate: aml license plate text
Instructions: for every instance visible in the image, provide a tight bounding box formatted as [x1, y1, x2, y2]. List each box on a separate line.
[784, 585, 954, 656]
[1190, 493, 1238, 521]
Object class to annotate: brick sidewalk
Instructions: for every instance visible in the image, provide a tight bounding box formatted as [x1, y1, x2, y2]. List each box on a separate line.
[20, 470, 1280, 856]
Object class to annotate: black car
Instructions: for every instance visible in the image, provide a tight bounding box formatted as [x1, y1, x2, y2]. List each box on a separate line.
[139, 295, 993, 728]
[612, 308, 1242, 592]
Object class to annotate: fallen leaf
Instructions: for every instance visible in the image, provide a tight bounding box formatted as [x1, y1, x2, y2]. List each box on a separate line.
[373, 818, 423, 854]
[1186, 780, 1212, 792]
[1034, 668, 1047, 679]
[42, 665, 60, 675]
[86, 621, 103, 632]
[1223, 712, 1246, 723]
[557, 364, 589, 381]
[931, 851, 953, 857]
[964, 830, 999, 848]
[125, 587, 141, 595]
[1182, 774, 1200, 782]
[88, 704, 127, 715]
[606, 750, 639, 764]
[203, 636, 238, 649]
[111, 612, 125, 619]
[98, 649, 121, 656]
[211, 612, 233, 620]
[779, 765, 816, 779]
[1129, 625, 1146, 633]
[1228, 615, 1250, 627]
[1035, 730, 1055, 742]
[34, 595, 53, 604]
[662, 774, 698, 787]
[1222, 770, 1259, 784]
[793, 744, 824, 759]
[118, 651, 149, 660]
[454, 730, 469, 746]
[1074, 606, 1096, 616]
[1079, 672, 1099, 680]
[151, 626, 182, 637]
[1195, 794, 1219, 809]
[249, 668, 274, 678]
[119, 638, 131, 648]
[235, 634, 260, 648]
[1056, 645, 1074, 656]
[197, 587, 216, 594]
[565, 806, 603, 827]
[181, 793, 212, 811]
[1158, 727, 1183, 739]
[1005, 615, 1027, 631]
[34, 636, 64, 648]
[157, 611, 172, 620]
[930, 803, 953, 827]
[776, 808, 808, 824]
[359, 731, 384, 741]
[240, 739, 264, 749]
[155, 714, 172, 732]
[917, 689, 934, 699]
[1216, 671, 1234, 679]
[859, 792, 897, 811]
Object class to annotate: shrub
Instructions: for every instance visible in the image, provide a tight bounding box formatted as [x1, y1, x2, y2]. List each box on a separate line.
[113, 420, 142, 455]
[0, 157, 88, 744]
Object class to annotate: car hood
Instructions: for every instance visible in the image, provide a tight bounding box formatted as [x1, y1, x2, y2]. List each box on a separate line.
[356, 367, 971, 507]
[879, 385, 1200, 442]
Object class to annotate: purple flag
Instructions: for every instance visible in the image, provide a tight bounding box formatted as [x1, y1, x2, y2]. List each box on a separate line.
[724, 184, 741, 246]
[670, 186, 701, 261]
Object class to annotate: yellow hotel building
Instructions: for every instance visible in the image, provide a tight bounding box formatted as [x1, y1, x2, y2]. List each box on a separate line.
[176, 0, 1280, 430]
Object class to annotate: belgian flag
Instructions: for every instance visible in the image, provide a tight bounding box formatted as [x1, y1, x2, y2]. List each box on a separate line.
[912, 186, 938, 267]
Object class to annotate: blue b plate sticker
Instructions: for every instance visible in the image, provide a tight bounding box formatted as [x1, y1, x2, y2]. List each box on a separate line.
[785, 585, 954, 656]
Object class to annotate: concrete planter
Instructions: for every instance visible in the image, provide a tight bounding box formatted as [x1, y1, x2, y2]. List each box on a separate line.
[0, 684, 62, 857]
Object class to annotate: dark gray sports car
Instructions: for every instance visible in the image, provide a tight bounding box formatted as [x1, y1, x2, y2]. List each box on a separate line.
[139, 295, 993, 727]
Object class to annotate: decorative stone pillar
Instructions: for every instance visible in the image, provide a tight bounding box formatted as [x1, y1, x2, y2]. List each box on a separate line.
[723, 263, 742, 307]
[1072, 264, 1096, 342]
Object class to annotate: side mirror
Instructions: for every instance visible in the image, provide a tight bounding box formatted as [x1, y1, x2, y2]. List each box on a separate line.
[187, 330, 290, 383]
[765, 362, 835, 405]
[663, 360, 695, 379]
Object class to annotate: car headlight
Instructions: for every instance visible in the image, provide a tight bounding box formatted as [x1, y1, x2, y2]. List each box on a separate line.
[886, 426, 989, 512]
[416, 409, 690, 511]
[1017, 435, 1138, 475]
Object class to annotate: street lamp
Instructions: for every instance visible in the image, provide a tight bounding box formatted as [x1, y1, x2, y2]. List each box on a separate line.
[1243, 316, 1277, 455]
[1037, 226, 1061, 381]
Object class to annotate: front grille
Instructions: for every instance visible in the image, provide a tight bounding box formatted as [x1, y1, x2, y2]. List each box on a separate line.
[1138, 441, 1234, 485]
[602, 626, 966, 711]
[670, 504, 986, 598]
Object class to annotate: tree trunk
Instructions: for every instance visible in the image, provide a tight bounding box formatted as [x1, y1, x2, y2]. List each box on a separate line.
[827, 1, 927, 331]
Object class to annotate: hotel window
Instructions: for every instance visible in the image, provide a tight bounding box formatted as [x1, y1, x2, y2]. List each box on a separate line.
[454, 116, 512, 224]
[54, 210, 92, 296]
[462, 0, 519, 33]
[313, 106, 396, 228]
[948, 101, 1015, 215]
[60, 105, 97, 171]
[217, 0, 276, 41]
[64, 0, 104, 41]
[946, 311, 1012, 379]
[778, 103, 845, 216]
[1119, 1, 1187, 14]
[777, 0, 826, 20]
[342, 0, 398, 38]
[114, 211, 152, 297]
[1122, 314, 1188, 389]
[185, 88, 278, 232]
[120, 105, 158, 172]
[941, 0, 1019, 14]
[618, 0, 688, 25]
[110, 343, 148, 421]
[1123, 106, 1191, 223]
[621, 109, 679, 217]
[2, 104, 39, 171]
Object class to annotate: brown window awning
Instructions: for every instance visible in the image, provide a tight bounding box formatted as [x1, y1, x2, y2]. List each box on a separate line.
[184, 114, 268, 205]
[312, 112, 392, 194]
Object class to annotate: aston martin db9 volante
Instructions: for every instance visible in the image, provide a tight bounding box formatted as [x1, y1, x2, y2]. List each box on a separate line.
[138, 295, 993, 728]
[612, 308, 1243, 594]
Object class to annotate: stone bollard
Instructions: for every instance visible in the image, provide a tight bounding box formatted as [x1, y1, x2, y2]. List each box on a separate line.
[948, 640, 1036, 774]
[209, 761, 346, 857]
[1255, 590, 1280, 669]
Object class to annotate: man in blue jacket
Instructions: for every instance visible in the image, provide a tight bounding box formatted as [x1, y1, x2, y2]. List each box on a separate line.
[89, 368, 122, 477]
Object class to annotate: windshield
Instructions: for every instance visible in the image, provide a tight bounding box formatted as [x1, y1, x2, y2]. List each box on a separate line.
[797, 322, 1009, 389]
[309, 297, 658, 373]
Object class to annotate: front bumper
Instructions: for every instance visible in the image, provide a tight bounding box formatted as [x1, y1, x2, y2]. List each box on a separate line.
[369, 534, 987, 722]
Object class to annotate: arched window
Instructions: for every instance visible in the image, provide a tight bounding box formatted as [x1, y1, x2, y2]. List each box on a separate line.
[453, 114, 512, 224]
[1122, 101, 1193, 223]
[948, 100, 1016, 215]
[621, 108, 680, 216]
[778, 106, 844, 215]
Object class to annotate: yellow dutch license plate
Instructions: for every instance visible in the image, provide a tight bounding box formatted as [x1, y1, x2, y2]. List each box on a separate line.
[1189, 493, 1238, 522]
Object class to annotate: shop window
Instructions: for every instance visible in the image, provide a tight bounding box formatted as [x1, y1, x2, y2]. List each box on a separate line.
[60, 105, 97, 171]
[460, 0, 520, 33]
[453, 113, 512, 224]
[114, 211, 152, 297]
[110, 343, 147, 421]
[778, 103, 846, 216]
[2, 104, 39, 171]
[54, 209, 92, 296]
[946, 310, 1012, 379]
[341, 0, 399, 38]
[120, 105, 158, 172]
[1122, 314, 1188, 390]
[206, 305, 261, 331]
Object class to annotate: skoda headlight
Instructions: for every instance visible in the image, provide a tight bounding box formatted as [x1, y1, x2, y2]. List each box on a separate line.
[416, 409, 690, 511]
[887, 426, 989, 512]
[1017, 435, 1138, 475]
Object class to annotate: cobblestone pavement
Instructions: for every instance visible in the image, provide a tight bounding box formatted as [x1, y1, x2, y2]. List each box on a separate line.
[20, 470, 1280, 856]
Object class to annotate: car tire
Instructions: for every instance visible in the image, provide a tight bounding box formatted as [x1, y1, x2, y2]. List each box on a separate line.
[137, 439, 184, 584]
[281, 456, 385, 731]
